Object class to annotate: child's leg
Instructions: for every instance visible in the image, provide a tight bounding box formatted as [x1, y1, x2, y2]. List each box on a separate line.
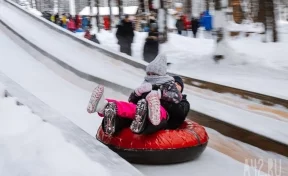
[146, 90, 162, 126]
[107, 99, 167, 121]
[130, 99, 168, 134]
[106, 99, 136, 119]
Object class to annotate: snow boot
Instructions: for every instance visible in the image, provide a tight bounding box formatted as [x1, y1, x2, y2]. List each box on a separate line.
[102, 102, 118, 136]
[87, 85, 108, 114]
[146, 91, 161, 126]
[130, 99, 148, 134]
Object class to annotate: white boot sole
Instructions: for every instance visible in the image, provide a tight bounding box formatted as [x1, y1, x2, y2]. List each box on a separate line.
[87, 85, 104, 113]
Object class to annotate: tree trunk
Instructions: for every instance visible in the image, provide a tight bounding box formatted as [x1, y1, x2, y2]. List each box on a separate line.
[89, 0, 93, 26]
[213, 0, 225, 61]
[69, 0, 75, 16]
[118, 0, 123, 18]
[266, 0, 278, 42]
[258, 0, 266, 23]
[95, 0, 100, 32]
[158, 0, 168, 43]
[187, 0, 192, 17]
[138, 0, 145, 14]
[206, 0, 210, 11]
[108, 0, 112, 30]
[232, 0, 244, 24]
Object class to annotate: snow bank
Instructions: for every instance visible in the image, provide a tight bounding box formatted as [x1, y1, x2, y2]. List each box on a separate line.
[226, 20, 264, 33]
[27, 8, 42, 17]
[0, 94, 110, 176]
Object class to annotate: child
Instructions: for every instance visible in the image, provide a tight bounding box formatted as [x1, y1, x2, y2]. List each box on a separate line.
[87, 54, 182, 135]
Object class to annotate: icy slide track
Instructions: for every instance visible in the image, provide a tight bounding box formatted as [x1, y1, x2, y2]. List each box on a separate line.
[0, 5, 288, 176]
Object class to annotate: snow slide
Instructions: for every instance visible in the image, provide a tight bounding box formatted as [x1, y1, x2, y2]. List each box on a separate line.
[0, 19, 270, 176]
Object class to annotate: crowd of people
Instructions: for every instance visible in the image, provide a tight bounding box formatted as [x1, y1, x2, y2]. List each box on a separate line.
[176, 15, 200, 38]
[43, 11, 208, 64]
[50, 13, 90, 31]
[47, 13, 101, 44]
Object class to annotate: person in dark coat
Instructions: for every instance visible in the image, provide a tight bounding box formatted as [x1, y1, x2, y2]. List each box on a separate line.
[143, 24, 159, 63]
[176, 16, 184, 35]
[191, 17, 200, 38]
[164, 76, 190, 129]
[54, 13, 59, 25]
[116, 15, 135, 56]
[128, 74, 190, 134]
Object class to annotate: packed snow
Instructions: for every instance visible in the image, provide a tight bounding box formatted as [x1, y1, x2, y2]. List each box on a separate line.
[0, 85, 110, 176]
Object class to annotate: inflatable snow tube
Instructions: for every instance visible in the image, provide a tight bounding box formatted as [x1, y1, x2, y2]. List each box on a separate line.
[96, 119, 209, 164]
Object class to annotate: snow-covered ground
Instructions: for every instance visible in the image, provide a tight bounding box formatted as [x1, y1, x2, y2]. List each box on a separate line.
[1, 0, 287, 146]
[0, 16, 276, 176]
[0, 85, 110, 176]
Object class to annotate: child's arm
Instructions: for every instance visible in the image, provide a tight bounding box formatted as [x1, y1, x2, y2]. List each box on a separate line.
[160, 82, 182, 103]
[129, 83, 152, 104]
[128, 91, 141, 104]
[168, 95, 190, 129]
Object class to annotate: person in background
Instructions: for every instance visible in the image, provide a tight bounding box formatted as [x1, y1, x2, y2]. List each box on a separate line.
[143, 23, 159, 63]
[191, 16, 200, 38]
[50, 14, 55, 23]
[75, 15, 81, 29]
[67, 17, 76, 32]
[103, 16, 110, 30]
[82, 16, 89, 29]
[84, 28, 91, 39]
[61, 13, 67, 28]
[176, 16, 184, 35]
[54, 13, 59, 24]
[116, 15, 135, 56]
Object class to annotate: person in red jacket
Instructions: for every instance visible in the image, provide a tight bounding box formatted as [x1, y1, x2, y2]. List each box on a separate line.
[182, 15, 190, 36]
[103, 16, 110, 30]
[75, 15, 82, 29]
[67, 17, 76, 32]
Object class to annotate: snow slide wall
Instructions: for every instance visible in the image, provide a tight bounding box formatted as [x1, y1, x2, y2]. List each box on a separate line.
[0, 72, 143, 176]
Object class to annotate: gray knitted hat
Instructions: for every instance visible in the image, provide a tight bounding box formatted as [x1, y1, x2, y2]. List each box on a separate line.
[146, 54, 168, 76]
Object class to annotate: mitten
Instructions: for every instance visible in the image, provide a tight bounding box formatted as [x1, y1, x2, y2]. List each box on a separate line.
[135, 82, 152, 96]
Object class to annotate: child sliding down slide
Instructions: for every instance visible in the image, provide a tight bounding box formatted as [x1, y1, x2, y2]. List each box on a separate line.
[87, 54, 182, 135]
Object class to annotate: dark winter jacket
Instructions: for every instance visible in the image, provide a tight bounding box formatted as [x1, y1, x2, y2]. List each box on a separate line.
[176, 19, 184, 31]
[164, 94, 190, 129]
[143, 31, 159, 63]
[116, 20, 135, 44]
[191, 18, 200, 31]
[128, 81, 188, 131]
[128, 81, 182, 105]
